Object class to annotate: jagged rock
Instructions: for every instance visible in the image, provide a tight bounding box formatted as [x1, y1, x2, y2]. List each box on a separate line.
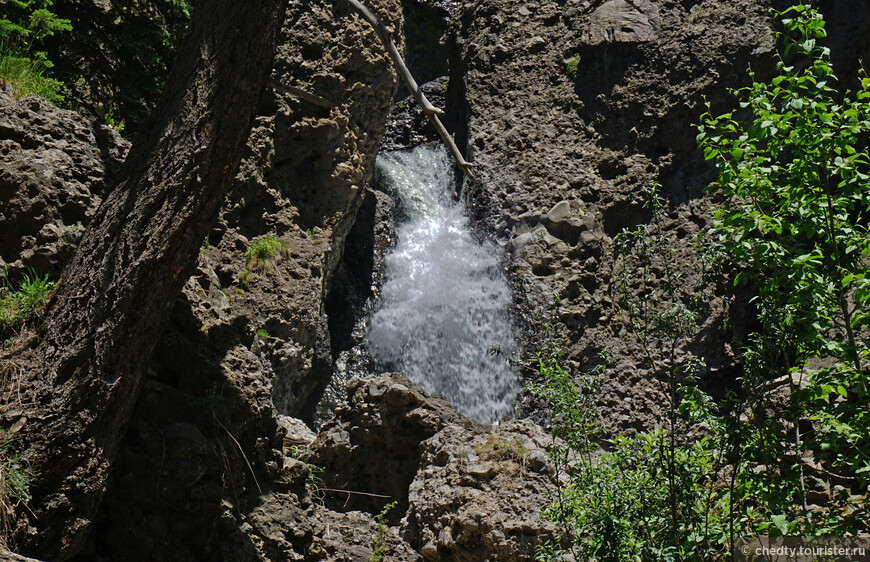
[309, 509, 421, 561]
[0, 87, 129, 280]
[580, 0, 661, 46]
[541, 200, 587, 245]
[83, 0, 405, 559]
[310, 373, 565, 560]
[449, 0, 783, 433]
[311, 373, 481, 514]
[381, 77, 449, 151]
[277, 414, 316, 448]
[402, 420, 565, 561]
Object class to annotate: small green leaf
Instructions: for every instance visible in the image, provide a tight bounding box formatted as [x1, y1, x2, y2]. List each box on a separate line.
[771, 514, 788, 536]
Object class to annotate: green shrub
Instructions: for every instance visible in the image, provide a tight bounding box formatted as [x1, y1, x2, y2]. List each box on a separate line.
[698, 1, 870, 535]
[245, 236, 287, 271]
[530, 352, 727, 561]
[0, 0, 71, 102]
[369, 500, 397, 562]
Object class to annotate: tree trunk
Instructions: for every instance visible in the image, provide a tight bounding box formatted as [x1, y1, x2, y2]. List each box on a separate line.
[0, 1, 286, 558]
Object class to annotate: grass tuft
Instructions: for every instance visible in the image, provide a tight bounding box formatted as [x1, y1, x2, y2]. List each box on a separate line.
[244, 236, 287, 271]
[0, 53, 64, 103]
[0, 270, 55, 332]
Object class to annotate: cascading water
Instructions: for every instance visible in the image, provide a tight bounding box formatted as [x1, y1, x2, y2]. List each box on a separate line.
[366, 145, 518, 423]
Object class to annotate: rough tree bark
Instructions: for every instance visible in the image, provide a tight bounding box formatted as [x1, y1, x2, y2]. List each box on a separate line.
[0, 0, 286, 558]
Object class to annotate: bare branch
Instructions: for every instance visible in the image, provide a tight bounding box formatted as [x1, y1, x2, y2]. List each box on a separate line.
[343, 0, 476, 180]
[320, 488, 392, 498]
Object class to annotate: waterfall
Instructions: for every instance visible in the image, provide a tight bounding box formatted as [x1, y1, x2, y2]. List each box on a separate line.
[366, 145, 518, 423]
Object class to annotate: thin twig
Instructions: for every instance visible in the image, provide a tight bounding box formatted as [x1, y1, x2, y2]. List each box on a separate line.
[217, 420, 262, 495]
[320, 487, 391, 499]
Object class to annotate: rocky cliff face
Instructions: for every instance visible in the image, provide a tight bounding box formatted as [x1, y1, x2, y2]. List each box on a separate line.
[79, 0, 406, 559]
[0, 0, 406, 559]
[5, 0, 870, 560]
[446, 0, 870, 433]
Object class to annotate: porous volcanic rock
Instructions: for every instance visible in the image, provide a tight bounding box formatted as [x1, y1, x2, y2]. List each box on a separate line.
[311, 373, 566, 560]
[0, 87, 129, 280]
[402, 420, 565, 561]
[309, 509, 422, 561]
[447, 0, 870, 434]
[311, 373, 480, 514]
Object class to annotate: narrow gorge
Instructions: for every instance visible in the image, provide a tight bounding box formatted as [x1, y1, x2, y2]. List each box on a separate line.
[1, 0, 869, 560]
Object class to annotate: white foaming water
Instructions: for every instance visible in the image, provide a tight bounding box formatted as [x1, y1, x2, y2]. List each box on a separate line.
[367, 145, 518, 423]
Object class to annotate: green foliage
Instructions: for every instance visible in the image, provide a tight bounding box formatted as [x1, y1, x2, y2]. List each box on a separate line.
[256, 328, 270, 342]
[245, 236, 287, 271]
[94, 105, 125, 133]
[306, 462, 325, 503]
[55, 0, 191, 131]
[565, 55, 579, 75]
[1, 434, 33, 547]
[287, 444, 311, 460]
[0, 437, 32, 507]
[530, 353, 727, 561]
[697, 2, 870, 534]
[0, 0, 70, 102]
[369, 500, 398, 562]
[697, 4, 870, 376]
[0, 0, 72, 52]
[0, 50, 64, 101]
[0, 269, 55, 331]
[474, 434, 527, 465]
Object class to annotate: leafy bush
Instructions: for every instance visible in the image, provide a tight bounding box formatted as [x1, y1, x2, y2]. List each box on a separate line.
[530, 353, 727, 561]
[698, 2, 870, 534]
[0, 0, 70, 102]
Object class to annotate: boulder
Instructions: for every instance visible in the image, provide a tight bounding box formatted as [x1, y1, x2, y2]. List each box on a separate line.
[402, 420, 565, 561]
[580, 0, 661, 46]
[0, 87, 129, 280]
[311, 373, 480, 514]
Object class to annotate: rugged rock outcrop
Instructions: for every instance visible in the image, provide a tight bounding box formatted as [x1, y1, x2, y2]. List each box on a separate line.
[404, 420, 564, 561]
[312, 373, 566, 561]
[77, 0, 405, 559]
[447, 0, 870, 434]
[312, 373, 479, 514]
[0, 88, 129, 280]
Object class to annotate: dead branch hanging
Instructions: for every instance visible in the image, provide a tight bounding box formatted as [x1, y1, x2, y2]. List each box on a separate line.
[343, 0, 476, 180]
